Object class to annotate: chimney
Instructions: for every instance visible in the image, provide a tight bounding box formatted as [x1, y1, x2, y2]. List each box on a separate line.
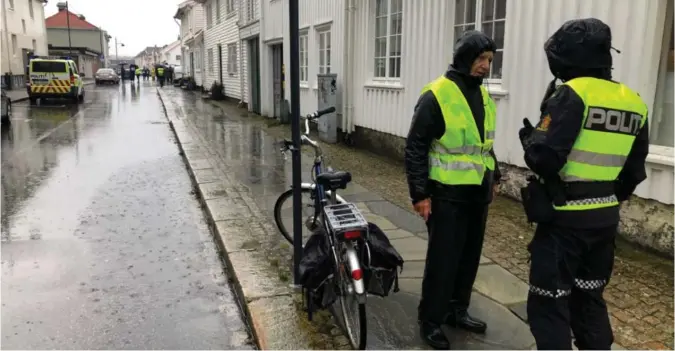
[56, 2, 67, 11]
[78, 15, 85, 20]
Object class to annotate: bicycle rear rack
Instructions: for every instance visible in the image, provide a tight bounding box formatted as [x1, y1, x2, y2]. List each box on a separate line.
[323, 203, 369, 234]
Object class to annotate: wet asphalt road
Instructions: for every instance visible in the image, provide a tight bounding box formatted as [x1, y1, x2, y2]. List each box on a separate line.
[1, 82, 253, 349]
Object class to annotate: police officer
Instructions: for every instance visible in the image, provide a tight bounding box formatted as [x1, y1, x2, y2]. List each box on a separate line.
[135, 66, 142, 82]
[156, 64, 165, 87]
[404, 30, 501, 349]
[519, 18, 649, 350]
[166, 65, 174, 85]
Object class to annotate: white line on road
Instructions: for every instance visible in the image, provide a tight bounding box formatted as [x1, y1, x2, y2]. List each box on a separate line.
[5, 106, 92, 161]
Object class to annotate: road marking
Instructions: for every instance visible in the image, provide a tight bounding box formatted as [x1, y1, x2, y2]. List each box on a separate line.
[5, 106, 92, 161]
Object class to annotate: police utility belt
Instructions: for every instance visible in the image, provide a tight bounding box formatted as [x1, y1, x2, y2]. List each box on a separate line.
[520, 177, 616, 224]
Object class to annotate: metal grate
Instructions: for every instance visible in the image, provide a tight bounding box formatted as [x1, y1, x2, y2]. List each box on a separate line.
[323, 203, 369, 234]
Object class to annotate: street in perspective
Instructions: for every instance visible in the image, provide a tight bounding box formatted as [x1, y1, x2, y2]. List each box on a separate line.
[1, 81, 253, 349]
[2, 0, 674, 350]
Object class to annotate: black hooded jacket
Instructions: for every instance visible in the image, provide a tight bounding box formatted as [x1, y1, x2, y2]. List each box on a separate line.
[524, 18, 650, 228]
[404, 31, 501, 205]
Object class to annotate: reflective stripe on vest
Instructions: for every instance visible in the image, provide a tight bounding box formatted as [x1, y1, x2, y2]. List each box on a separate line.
[423, 76, 497, 185]
[554, 77, 648, 211]
[157, 68, 164, 76]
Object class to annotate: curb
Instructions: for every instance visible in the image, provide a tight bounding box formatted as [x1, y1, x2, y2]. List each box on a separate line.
[156, 88, 334, 350]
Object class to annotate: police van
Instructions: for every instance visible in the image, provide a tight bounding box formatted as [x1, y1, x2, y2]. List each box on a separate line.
[27, 56, 85, 104]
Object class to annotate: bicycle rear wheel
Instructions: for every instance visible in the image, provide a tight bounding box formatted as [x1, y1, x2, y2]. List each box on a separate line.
[336, 244, 367, 349]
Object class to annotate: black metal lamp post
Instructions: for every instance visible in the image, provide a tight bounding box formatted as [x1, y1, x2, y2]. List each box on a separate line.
[289, 0, 302, 286]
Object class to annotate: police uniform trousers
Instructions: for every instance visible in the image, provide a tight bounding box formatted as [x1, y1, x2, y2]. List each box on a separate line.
[418, 198, 488, 324]
[527, 223, 616, 350]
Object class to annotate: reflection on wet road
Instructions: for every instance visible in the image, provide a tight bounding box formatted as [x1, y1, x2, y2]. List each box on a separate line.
[1, 82, 253, 349]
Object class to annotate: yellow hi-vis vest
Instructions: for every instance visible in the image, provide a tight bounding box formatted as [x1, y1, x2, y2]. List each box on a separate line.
[135, 68, 141, 75]
[422, 76, 497, 185]
[157, 67, 164, 76]
[554, 77, 648, 211]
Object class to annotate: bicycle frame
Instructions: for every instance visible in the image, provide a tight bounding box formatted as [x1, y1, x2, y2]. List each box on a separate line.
[285, 111, 367, 304]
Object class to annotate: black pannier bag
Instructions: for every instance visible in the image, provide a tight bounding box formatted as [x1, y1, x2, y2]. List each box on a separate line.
[298, 229, 336, 320]
[364, 222, 404, 297]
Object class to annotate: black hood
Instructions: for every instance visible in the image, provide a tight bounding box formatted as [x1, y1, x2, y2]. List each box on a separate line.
[450, 30, 497, 85]
[545, 18, 613, 81]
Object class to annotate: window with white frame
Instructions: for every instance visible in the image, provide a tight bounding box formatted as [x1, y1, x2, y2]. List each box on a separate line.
[246, 0, 256, 22]
[196, 49, 202, 70]
[22, 19, 26, 33]
[454, 0, 507, 80]
[227, 43, 238, 75]
[32, 39, 36, 52]
[216, 0, 221, 23]
[11, 35, 17, 55]
[8, 0, 13, 10]
[300, 33, 308, 82]
[29, 0, 34, 18]
[206, 3, 213, 28]
[318, 29, 331, 74]
[373, 0, 402, 79]
[226, 0, 235, 13]
[208, 48, 214, 73]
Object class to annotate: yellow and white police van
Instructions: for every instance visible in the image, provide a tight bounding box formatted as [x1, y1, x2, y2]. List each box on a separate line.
[27, 56, 85, 105]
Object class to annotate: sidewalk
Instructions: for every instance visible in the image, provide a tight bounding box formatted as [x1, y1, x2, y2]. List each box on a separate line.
[158, 87, 672, 350]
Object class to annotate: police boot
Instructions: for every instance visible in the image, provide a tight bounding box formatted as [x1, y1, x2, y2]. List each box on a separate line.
[446, 310, 487, 334]
[419, 321, 450, 349]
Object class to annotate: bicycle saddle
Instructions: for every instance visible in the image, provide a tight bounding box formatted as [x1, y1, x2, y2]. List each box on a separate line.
[316, 170, 352, 190]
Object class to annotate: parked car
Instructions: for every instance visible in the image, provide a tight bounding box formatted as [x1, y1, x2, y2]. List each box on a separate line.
[1, 90, 10, 124]
[95, 68, 120, 85]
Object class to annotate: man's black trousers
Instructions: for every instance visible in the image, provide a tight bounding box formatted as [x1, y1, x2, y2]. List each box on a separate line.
[527, 223, 616, 350]
[418, 199, 488, 324]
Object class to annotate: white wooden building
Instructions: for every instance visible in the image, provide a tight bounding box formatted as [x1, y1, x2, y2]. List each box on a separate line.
[175, 0, 206, 88]
[160, 40, 183, 67]
[1, 0, 49, 87]
[239, 0, 262, 112]
[262, 0, 674, 207]
[196, 0, 243, 99]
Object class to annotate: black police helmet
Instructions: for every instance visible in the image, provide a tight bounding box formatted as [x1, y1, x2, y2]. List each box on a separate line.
[544, 18, 613, 77]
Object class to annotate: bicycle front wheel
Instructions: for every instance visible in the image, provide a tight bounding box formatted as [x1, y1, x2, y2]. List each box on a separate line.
[274, 187, 343, 246]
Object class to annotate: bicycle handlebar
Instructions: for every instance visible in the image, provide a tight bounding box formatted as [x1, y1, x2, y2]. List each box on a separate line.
[279, 107, 335, 156]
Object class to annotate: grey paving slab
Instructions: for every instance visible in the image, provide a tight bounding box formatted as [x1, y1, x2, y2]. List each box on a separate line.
[193, 168, 221, 184]
[189, 158, 213, 170]
[366, 200, 427, 233]
[508, 301, 528, 322]
[386, 228, 416, 239]
[205, 197, 253, 221]
[198, 181, 232, 200]
[473, 264, 529, 305]
[399, 261, 425, 279]
[390, 237, 428, 261]
[363, 213, 398, 231]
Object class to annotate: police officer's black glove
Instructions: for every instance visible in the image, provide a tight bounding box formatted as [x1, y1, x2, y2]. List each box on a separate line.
[519, 118, 535, 149]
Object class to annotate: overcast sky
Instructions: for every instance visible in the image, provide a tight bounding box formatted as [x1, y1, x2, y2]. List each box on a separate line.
[45, 0, 185, 57]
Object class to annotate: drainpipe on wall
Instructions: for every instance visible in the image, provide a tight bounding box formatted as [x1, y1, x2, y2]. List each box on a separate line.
[238, 0, 246, 106]
[344, 0, 357, 133]
[2, 0, 12, 75]
[341, 0, 350, 133]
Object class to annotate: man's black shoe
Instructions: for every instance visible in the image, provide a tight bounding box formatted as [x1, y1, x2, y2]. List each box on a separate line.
[419, 321, 450, 349]
[446, 312, 487, 334]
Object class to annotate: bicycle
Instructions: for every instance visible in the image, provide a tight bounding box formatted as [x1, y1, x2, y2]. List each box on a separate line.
[274, 107, 368, 350]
